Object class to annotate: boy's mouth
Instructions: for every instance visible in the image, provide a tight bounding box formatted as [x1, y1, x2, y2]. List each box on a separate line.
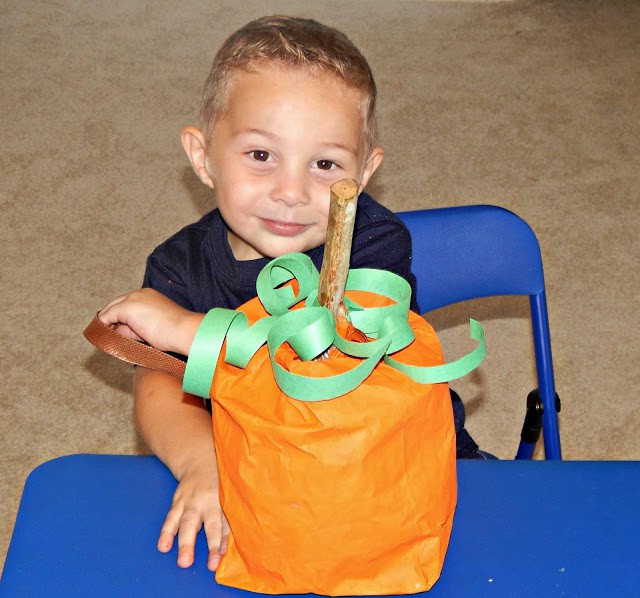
[261, 218, 308, 237]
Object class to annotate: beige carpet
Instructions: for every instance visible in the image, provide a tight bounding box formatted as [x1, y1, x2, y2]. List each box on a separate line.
[1, 0, 639, 569]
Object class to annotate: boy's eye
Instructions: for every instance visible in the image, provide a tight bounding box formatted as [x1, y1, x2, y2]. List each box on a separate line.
[314, 159, 336, 171]
[251, 150, 271, 162]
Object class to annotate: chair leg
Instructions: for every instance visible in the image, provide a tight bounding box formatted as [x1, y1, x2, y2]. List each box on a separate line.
[515, 389, 544, 460]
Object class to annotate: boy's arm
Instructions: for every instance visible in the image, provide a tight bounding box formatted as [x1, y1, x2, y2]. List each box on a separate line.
[98, 289, 228, 570]
[134, 366, 229, 571]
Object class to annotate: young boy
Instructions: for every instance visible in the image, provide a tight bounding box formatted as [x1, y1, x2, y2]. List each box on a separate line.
[99, 15, 484, 575]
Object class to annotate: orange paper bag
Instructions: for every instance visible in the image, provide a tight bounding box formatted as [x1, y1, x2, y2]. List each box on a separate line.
[182, 253, 485, 595]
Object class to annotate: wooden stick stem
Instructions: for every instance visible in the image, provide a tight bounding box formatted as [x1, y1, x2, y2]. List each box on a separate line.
[317, 179, 359, 320]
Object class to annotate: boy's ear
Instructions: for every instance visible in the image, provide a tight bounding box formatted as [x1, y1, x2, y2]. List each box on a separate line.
[359, 146, 385, 192]
[181, 126, 215, 189]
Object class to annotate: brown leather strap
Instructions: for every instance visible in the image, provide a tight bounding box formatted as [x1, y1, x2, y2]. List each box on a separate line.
[83, 314, 186, 379]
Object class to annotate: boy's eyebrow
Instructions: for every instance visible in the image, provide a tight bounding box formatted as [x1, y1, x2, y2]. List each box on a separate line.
[234, 127, 281, 141]
[235, 128, 359, 155]
[319, 141, 359, 156]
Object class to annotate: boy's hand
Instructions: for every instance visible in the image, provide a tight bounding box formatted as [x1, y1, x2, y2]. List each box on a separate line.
[158, 455, 230, 572]
[98, 288, 203, 355]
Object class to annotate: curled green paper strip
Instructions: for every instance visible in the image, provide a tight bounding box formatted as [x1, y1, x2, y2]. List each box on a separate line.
[183, 309, 248, 399]
[182, 253, 486, 402]
[257, 254, 319, 315]
[384, 318, 486, 384]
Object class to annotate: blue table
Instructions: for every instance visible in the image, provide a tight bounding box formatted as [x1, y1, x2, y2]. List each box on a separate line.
[1, 455, 638, 597]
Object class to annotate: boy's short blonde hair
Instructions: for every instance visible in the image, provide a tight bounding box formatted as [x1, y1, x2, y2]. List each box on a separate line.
[199, 15, 378, 151]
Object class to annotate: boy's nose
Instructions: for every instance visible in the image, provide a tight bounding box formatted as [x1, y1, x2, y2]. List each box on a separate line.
[270, 168, 311, 206]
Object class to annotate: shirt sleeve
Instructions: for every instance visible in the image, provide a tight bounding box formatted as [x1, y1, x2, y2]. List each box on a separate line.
[142, 247, 195, 311]
[141, 212, 217, 311]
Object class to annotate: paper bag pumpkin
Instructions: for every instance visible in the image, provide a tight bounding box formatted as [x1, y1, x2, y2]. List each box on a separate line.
[181, 253, 485, 595]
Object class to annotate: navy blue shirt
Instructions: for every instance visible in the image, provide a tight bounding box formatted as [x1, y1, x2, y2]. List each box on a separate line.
[143, 192, 419, 313]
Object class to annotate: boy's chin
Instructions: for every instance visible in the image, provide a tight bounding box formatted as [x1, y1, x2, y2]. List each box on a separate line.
[258, 236, 324, 259]
[266, 242, 322, 259]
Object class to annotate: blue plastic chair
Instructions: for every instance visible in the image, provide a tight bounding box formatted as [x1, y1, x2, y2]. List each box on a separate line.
[397, 205, 561, 460]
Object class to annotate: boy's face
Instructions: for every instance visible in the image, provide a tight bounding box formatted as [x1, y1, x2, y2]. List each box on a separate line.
[188, 65, 383, 260]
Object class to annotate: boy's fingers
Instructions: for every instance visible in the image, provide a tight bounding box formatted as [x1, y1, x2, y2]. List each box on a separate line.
[177, 544, 196, 569]
[220, 514, 230, 554]
[111, 324, 144, 341]
[157, 504, 182, 553]
[208, 548, 222, 572]
[176, 510, 202, 568]
[205, 511, 230, 571]
[157, 531, 175, 553]
[98, 295, 125, 315]
[98, 296, 131, 324]
[203, 510, 226, 571]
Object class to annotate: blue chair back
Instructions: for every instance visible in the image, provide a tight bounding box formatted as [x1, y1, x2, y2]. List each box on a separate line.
[397, 205, 561, 459]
